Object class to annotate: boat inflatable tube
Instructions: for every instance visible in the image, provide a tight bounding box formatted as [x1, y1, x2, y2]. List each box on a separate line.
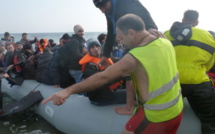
[1, 79, 201, 134]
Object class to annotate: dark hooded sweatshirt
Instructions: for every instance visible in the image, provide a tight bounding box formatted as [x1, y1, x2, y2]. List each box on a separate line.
[58, 34, 86, 70]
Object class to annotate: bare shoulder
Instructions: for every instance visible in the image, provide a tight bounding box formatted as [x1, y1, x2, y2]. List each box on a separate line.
[105, 54, 139, 75]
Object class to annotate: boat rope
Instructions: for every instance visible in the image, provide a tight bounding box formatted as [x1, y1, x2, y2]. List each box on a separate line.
[30, 83, 41, 93]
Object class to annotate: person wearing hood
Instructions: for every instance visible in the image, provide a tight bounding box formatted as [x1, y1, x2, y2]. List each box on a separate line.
[79, 39, 125, 106]
[164, 10, 215, 134]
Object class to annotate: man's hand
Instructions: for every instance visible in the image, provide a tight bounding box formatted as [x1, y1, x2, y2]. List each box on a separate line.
[3, 73, 10, 78]
[98, 56, 110, 68]
[42, 89, 71, 106]
[148, 28, 166, 38]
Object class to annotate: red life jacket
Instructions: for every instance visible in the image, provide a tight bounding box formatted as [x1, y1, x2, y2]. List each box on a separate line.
[79, 53, 122, 91]
[13, 55, 22, 72]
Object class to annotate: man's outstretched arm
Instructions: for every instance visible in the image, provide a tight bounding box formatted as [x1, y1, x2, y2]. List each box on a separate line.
[43, 54, 138, 105]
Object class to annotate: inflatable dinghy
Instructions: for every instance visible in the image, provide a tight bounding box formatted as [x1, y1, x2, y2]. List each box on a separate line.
[1, 79, 201, 134]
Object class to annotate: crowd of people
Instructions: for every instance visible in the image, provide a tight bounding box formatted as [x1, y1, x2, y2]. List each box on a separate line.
[0, 25, 130, 101]
[1, 0, 215, 133]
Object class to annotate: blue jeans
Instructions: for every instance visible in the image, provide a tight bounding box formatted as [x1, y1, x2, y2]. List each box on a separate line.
[69, 70, 83, 83]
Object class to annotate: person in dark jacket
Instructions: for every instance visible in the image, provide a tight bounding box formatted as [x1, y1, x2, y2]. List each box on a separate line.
[4, 44, 15, 67]
[58, 24, 88, 83]
[93, 0, 164, 67]
[42, 47, 75, 88]
[15, 43, 33, 71]
[22, 53, 40, 79]
[36, 48, 52, 82]
[6, 44, 33, 85]
[1, 32, 14, 46]
[20, 33, 38, 45]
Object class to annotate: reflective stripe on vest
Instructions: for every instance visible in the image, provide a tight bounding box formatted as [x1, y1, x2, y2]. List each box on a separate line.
[144, 90, 181, 110]
[149, 73, 179, 99]
[144, 73, 180, 110]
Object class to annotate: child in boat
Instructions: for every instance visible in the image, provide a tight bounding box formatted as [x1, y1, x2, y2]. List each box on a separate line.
[79, 39, 126, 106]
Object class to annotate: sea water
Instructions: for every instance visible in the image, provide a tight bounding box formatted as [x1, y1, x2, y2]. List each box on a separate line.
[0, 32, 105, 44]
[0, 32, 106, 134]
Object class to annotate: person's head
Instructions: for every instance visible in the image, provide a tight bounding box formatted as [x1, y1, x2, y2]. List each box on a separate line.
[62, 33, 70, 44]
[23, 43, 33, 53]
[39, 39, 48, 46]
[49, 39, 54, 44]
[6, 44, 14, 53]
[74, 25, 84, 37]
[87, 39, 101, 57]
[116, 14, 146, 48]
[4, 32, 10, 40]
[97, 33, 107, 44]
[58, 38, 63, 46]
[93, 0, 111, 14]
[209, 31, 215, 39]
[182, 10, 199, 27]
[15, 42, 23, 51]
[22, 33, 28, 40]
[10, 35, 14, 42]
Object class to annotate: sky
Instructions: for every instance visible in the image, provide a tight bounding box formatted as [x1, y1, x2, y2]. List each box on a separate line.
[0, 0, 214, 34]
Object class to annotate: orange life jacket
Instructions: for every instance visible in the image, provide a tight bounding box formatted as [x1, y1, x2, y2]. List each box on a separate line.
[79, 53, 122, 91]
[37, 39, 48, 53]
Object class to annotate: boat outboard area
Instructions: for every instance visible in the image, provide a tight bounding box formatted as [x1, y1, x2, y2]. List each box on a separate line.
[1, 79, 201, 134]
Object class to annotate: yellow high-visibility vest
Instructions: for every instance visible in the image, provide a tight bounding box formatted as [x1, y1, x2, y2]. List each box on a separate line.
[129, 38, 183, 123]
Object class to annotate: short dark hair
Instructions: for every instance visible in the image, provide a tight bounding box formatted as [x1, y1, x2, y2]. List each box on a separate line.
[116, 14, 145, 35]
[23, 43, 32, 50]
[97, 33, 107, 44]
[183, 10, 199, 22]
[16, 42, 22, 46]
[62, 33, 70, 40]
[22, 33, 28, 36]
[49, 39, 54, 44]
[40, 39, 45, 44]
[4, 32, 10, 37]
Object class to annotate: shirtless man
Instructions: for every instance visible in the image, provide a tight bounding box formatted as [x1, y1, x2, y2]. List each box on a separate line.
[43, 14, 183, 134]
